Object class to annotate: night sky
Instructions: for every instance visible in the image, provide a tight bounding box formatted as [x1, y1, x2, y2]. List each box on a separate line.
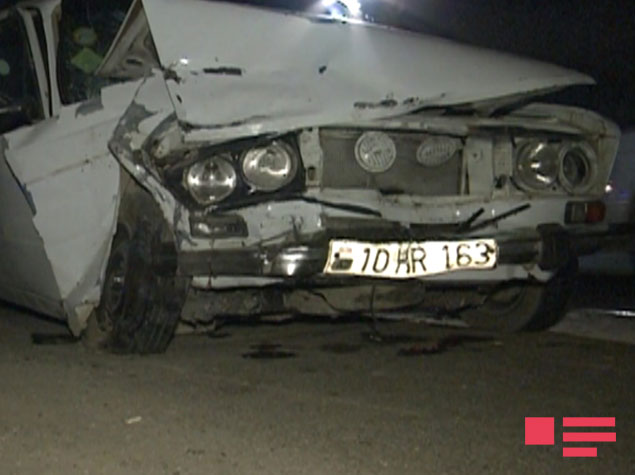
[382, 0, 635, 127]
[2, 0, 633, 126]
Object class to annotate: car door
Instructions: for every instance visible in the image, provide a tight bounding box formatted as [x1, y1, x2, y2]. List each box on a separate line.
[0, 1, 136, 328]
[0, 7, 63, 318]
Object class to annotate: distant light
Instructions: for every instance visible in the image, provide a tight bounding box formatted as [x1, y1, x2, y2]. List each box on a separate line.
[321, 0, 362, 18]
[179, 58, 189, 66]
[605, 183, 613, 194]
[346, 0, 362, 16]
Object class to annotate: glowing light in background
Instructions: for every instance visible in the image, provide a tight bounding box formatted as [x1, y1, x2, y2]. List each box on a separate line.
[321, 0, 363, 18]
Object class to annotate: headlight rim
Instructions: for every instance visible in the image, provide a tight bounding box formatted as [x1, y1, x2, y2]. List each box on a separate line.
[183, 153, 238, 206]
[513, 140, 560, 192]
[240, 140, 299, 192]
[354, 130, 397, 173]
[558, 141, 598, 195]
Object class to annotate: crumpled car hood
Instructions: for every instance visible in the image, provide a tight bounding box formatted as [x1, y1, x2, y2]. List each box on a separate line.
[108, 0, 594, 141]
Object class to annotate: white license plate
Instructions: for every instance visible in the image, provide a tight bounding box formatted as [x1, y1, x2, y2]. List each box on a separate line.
[324, 239, 498, 278]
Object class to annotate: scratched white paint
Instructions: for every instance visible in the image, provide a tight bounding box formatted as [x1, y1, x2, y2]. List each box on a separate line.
[132, 0, 593, 142]
[0, 0, 620, 333]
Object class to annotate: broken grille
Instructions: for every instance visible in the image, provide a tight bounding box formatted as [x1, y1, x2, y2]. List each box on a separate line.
[319, 129, 462, 196]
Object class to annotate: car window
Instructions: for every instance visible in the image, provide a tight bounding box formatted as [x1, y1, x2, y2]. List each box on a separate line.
[0, 10, 44, 134]
[57, 0, 132, 104]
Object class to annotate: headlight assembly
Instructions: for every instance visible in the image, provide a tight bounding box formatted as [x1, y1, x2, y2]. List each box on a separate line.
[241, 141, 298, 191]
[514, 141, 560, 191]
[184, 154, 237, 205]
[559, 142, 598, 194]
[514, 140, 599, 195]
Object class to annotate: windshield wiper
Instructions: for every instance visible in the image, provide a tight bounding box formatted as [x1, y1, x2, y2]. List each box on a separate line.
[214, 194, 382, 217]
[458, 203, 531, 234]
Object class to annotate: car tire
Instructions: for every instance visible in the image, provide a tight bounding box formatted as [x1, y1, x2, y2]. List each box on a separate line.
[84, 189, 187, 354]
[460, 261, 577, 332]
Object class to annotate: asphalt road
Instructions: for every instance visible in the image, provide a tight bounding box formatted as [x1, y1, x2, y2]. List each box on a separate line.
[0, 279, 633, 475]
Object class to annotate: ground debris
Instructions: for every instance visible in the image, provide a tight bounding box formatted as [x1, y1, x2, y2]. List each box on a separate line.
[320, 343, 362, 354]
[242, 343, 296, 359]
[31, 333, 79, 345]
[361, 330, 495, 355]
[397, 334, 496, 356]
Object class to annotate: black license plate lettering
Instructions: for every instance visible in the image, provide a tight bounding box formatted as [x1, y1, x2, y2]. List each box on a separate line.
[474, 241, 495, 265]
[372, 248, 390, 273]
[410, 247, 427, 273]
[456, 244, 473, 267]
[395, 247, 410, 274]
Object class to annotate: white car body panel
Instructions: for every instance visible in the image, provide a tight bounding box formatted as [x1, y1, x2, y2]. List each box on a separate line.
[0, 0, 621, 333]
[0, 86, 138, 329]
[0, 2, 138, 330]
[133, 0, 593, 142]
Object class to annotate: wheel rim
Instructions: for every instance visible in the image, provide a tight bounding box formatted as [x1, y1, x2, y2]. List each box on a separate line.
[103, 247, 128, 317]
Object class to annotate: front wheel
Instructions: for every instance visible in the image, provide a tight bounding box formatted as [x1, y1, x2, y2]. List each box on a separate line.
[460, 262, 577, 332]
[84, 189, 187, 354]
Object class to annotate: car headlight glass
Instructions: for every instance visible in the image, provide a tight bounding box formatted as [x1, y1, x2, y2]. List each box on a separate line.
[559, 143, 597, 194]
[515, 141, 560, 190]
[184, 154, 237, 205]
[241, 141, 298, 191]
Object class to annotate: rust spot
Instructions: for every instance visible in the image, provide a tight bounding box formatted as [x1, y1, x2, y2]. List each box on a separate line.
[354, 98, 399, 109]
[203, 66, 244, 76]
[402, 97, 421, 107]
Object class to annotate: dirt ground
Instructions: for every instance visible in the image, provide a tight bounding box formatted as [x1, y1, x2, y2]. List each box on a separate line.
[0, 278, 633, 474]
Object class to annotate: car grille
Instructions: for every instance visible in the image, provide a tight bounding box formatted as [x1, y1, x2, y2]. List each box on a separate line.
[319, 129, 462, 196]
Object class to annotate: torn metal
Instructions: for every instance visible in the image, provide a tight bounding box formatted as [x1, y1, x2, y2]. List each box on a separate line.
[0, 0, 623, 337]
[100, 0, 594, 143]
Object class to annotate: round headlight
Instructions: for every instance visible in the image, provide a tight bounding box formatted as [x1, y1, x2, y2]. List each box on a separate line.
[241, 141, 297, 192]
[184, 154, 237, 205]
[515, 141, 560, 190]
[559, 143, 597, 194]
[354, 131, 396, 173]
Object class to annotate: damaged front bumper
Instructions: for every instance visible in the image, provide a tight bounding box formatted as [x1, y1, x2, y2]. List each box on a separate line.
[177, 223, 609, 284]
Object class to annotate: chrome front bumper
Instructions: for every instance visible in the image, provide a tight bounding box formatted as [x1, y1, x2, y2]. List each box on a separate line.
[177, 224, 610, 279]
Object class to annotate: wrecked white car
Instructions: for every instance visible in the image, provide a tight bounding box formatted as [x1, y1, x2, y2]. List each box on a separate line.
[0, 0, 620, 353]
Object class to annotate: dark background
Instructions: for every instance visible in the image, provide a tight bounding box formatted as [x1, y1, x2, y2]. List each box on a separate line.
[2, 0, 634, 126]
[378, 0, 635, 128]
[235, 0, 635, 127]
